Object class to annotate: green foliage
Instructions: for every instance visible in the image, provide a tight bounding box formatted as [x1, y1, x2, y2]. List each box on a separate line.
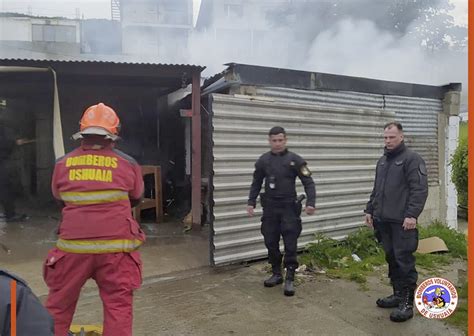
[300, 228, 385, 287]
[414, 253, 451, 271]
[345, 227, 384, 259]
[445, 281, 467, 334]
[451, 128, 468, 208]
[300, 222, 467, 288]
[419, 220, 467, 259]
[300, 234, 353, 269]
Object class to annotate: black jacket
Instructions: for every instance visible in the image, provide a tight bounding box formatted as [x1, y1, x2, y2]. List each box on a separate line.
[248, 149, 316, 207]
[0, 123, 16, 163]
[0, 269, 54, 336]
[365, 142, 428, 222]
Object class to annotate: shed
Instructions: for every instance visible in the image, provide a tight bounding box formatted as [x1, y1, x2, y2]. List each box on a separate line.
[202, 63, 461, 266]
[0, 58, 205, 225]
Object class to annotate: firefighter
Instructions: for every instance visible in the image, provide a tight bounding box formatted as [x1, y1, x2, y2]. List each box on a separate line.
[0, 269, 54, 335]
[44, 103, 145, 336]
[247, 126, 316, 296]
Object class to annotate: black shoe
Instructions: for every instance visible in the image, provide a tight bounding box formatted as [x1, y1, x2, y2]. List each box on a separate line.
[283, 267, 296, 296]
[376, 286, 402, 308]
[5, 214, 29, 222]
[264, 273, 283, 287]
[284, 279, 295, 296]
[390, 287, 415, 322]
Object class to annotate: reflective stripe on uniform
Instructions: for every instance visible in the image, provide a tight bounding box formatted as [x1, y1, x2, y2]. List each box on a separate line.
[59, 190, 128, 205]
[56, 238, 143, 253]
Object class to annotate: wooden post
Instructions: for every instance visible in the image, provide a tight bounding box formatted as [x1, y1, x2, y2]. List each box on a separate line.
[191, 72, 201, 228]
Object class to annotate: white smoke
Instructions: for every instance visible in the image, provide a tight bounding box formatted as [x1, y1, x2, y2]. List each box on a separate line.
[185, 10, 467, 109]
[304, 18, 467, 87]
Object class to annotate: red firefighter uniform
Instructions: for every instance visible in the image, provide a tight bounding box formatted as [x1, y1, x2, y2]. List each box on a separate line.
[44, 103, 145, 336]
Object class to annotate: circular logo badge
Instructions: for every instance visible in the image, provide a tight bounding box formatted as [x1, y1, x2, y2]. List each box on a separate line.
[415, 277, 458, 319]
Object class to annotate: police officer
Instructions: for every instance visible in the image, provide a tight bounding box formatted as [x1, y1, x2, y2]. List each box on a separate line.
[247, 126, 316, 296]
[365, 122, 428, 322]
[0, 269, 54, 335]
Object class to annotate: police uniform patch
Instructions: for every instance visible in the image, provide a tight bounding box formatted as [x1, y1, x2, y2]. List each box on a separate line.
[300, 164, 312, 177]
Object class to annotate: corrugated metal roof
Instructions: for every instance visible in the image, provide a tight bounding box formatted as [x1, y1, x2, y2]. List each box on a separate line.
[0, 57, 205, 71]
[203, 63, 461, 99]
[0, 57, 205, 90]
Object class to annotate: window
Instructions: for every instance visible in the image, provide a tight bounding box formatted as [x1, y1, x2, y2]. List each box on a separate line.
[32, 24, 76, 43]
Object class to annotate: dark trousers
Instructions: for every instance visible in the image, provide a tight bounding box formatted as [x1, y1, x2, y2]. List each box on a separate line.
[0, 162, 17, 218]
[374, 219, 418, 288]
[261, 202, 302, 270]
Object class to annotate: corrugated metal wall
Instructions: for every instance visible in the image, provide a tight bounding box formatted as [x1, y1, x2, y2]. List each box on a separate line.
[210, 93, 391, 265]
[210, 88, 443, 266]
[255, 87, 441, 185]
[384, 95, 441, 185]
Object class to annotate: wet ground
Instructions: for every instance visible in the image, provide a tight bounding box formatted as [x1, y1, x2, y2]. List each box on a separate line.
[70, 263, 465, 336]
[0, 206, 210, 297]
[0, 206, 467, 335]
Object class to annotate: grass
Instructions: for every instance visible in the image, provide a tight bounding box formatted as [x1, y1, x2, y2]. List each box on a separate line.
[300, 221, 467, 287]
[299, 229, 386, 289]
[418, 220, 467, 259]
[445, 281, 467, 334]
[298, 221, 467, 331]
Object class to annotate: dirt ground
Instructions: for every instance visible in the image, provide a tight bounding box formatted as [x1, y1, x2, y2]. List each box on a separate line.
[0, 208, 467, 335]
[71, 263, 465, 336]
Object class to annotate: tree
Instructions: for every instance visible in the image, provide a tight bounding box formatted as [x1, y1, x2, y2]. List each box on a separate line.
[266, 0, 466, 52]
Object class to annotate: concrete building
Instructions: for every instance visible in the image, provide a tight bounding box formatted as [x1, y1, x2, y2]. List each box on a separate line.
[80, 19, 122, 55]
[194, 0, 292, 63]
[119, 0, 193, 63]
[0, 14, 81, 59]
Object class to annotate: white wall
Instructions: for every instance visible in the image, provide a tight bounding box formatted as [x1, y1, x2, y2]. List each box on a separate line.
[446, 115, 460, 229]
[0, 18, 31, 41]
[0, 17, 80, 43]
[122, 1, 158, 25]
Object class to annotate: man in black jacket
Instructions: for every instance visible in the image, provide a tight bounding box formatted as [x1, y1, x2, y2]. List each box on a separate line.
[0, 119, 29, 222]
[365, 122, 428, 322]
[247, 126, 316, 296]
[0, 269, 54, 335]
